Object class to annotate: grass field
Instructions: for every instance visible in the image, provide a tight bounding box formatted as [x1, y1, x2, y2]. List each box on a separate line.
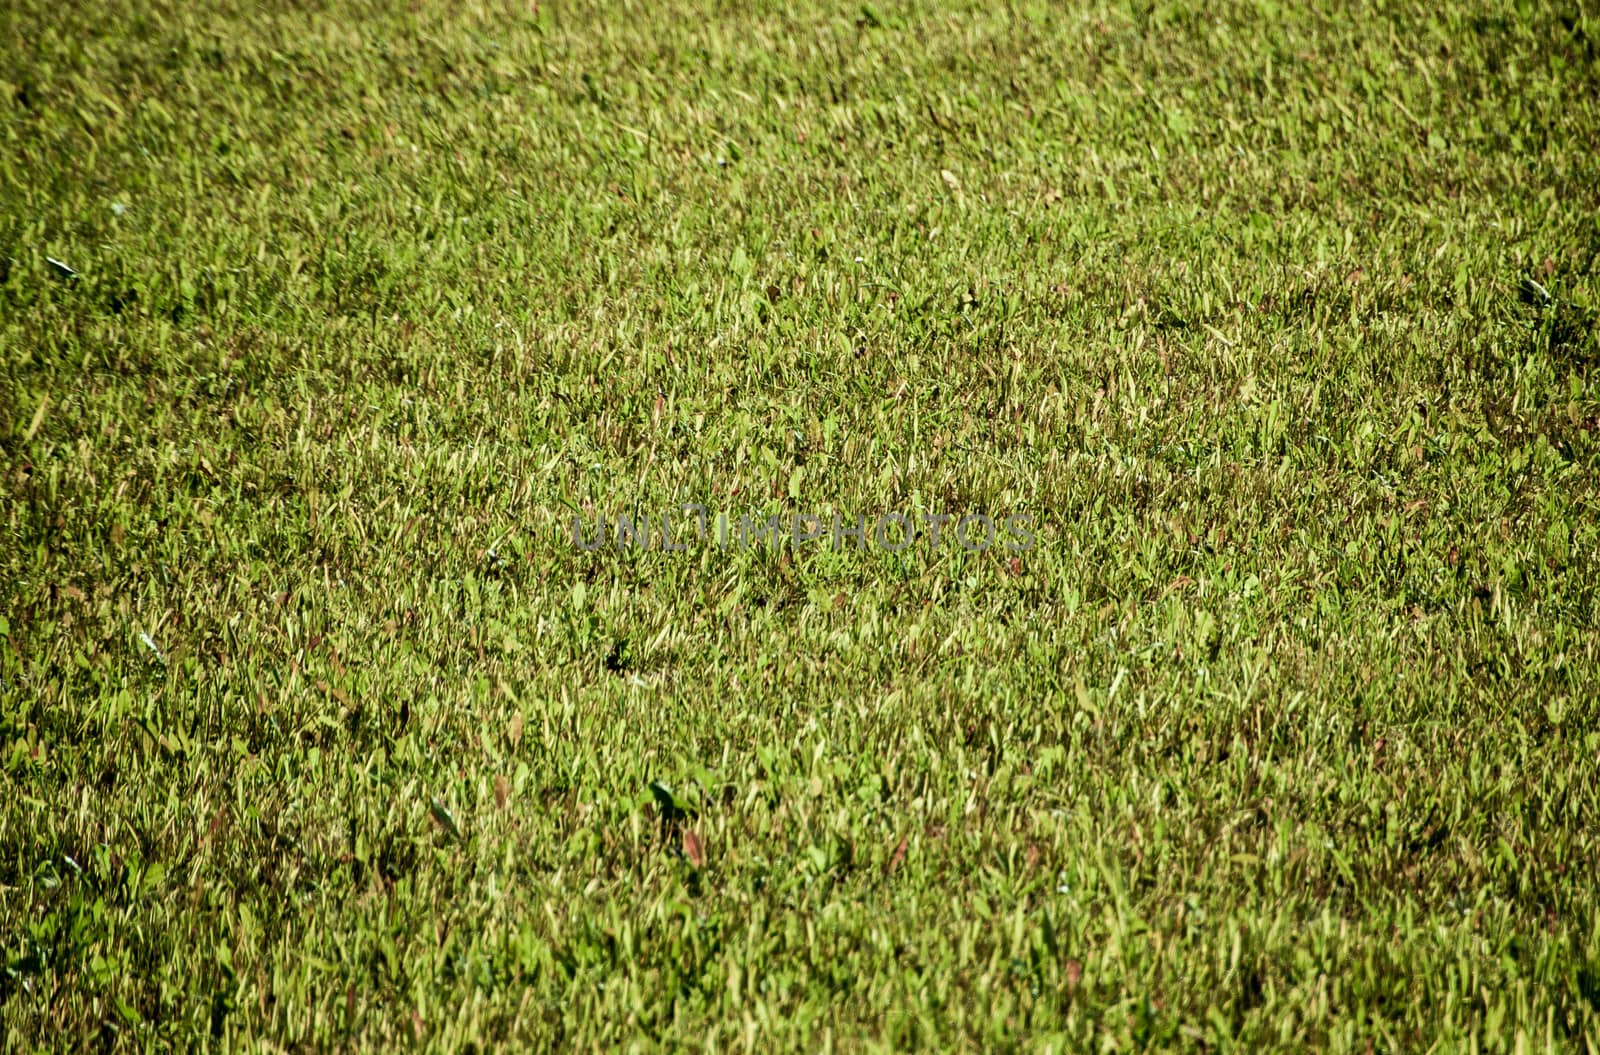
[3, 0, 1600, 1049]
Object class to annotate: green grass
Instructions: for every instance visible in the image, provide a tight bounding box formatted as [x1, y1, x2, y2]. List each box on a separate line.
[3, 0, 1600, 1049]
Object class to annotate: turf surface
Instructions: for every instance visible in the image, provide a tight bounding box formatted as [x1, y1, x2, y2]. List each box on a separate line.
[3, 0, 1600, 1049]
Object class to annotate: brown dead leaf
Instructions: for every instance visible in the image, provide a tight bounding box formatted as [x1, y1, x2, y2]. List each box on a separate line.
[682, 828, 706, 869]
[1159, 575, 1195, 599]
[494, 774, 511, 809]
[883, 835, 909, 877]
[202, 805, 229, 846]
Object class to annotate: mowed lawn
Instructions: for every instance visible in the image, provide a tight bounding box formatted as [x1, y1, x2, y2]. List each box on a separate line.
[3, 0, 1599, 1049]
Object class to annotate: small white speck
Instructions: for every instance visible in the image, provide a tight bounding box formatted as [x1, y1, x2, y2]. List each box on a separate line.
[138, 630, 166, 663]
